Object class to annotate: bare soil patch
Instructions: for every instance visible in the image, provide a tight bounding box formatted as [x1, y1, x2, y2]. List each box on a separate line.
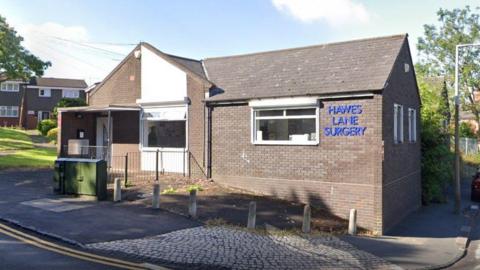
[113, 175, 349, 233]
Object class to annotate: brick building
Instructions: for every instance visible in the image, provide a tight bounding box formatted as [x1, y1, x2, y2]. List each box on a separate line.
[0, 77, 87, 129]
[59, 34, 420, 234]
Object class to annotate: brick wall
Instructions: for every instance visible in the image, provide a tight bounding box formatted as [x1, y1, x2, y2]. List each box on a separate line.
[210, 96, 384, 232]
[111, 111, 140, 157]
[382, 39, 422, 232]
[59, 112, 96, 153]
[187, 75, 209, 179]
[89, 53, 141, 106]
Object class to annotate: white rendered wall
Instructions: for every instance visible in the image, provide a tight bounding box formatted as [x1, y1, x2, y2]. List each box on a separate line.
[140, 45, 187, 103]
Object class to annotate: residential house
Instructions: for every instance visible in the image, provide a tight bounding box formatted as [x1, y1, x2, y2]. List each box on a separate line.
[58, 34, 421, 234]
[0, 77, 87, 129]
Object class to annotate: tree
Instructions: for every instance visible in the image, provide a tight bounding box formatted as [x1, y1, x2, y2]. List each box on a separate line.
[417, 76, 454, 203]
[459, 122, 476, 138]
[417, 6, 480, 135]
[0, 15, 50, 80]
[53, 98, 87, 118]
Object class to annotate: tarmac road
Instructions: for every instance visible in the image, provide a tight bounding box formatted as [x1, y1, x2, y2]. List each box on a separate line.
[0, 231, 122, 270]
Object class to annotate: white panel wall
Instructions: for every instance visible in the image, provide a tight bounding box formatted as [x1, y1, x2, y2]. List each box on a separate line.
[141, 150, 188, 174]
[140, 45, 187, 102]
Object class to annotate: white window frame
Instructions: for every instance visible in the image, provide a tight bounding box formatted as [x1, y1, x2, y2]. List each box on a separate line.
[62, 89, 80, 98]
[251, 107, 319, 145]
[0, 106, 19, 117]
[39, 88, 51, 97]
[38, 111, 50, 122]
[408, 108, 417, 143]
[394, 103, 404, 144]
[139, 106, 188, 152]
[0, 82, 20, 92]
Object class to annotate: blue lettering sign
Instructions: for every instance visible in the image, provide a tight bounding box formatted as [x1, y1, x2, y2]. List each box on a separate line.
[325, 104, 367, 137]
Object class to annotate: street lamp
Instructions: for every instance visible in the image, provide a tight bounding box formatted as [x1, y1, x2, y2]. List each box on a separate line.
[454, 43, 480, 214]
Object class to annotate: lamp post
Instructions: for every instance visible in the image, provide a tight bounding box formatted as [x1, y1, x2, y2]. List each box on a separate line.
[454, 43, 480, 214]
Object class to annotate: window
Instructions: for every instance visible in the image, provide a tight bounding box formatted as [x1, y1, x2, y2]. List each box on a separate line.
[0, 82, 20, 92]
[63, 90, 80, 98]
[408, 108, 417, 143]
[0, 106, 19, 117]
[39, 88, 51, 97]
[38, 111, 50, 122]
[393, 104, 404, 143]
[252, 107, 318, 145]
[145, 120, 186, 148]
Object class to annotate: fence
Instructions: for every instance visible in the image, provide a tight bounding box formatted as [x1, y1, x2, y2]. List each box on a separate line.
[60, 145, 108, 160]
[60, 145, 208, 185]
[110, 150, 189, 184]
[459, 137, 479, 155]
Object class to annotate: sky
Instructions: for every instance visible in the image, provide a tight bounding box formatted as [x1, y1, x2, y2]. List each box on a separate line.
[0, 0, 478, 85]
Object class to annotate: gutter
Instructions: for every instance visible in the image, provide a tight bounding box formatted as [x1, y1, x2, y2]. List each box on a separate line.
[205, 91, 379, 106]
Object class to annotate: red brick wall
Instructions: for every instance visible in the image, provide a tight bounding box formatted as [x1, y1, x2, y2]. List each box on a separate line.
[58, 112, 96, 154]
[210, 96, 384, 232]
[187, 75, 209, 178]
[382, 39, 422, 232]
[89, 53, 141, 106]
[111, 111, 140, 158]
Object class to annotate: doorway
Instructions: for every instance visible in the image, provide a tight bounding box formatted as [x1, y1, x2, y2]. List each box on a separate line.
[96, 117, 112, 160]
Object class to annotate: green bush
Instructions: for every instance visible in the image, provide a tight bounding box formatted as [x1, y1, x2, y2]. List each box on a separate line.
[37, 119, 57, 136]
[186, 184, 203, 193]
[46, 127, 58, 143]
[460, 122, 476, 138]
[418, 76, 454, 204]
[53, 98, 87, 119]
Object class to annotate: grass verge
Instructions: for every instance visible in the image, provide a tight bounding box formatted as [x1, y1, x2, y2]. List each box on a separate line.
[0, 128, 56, 170]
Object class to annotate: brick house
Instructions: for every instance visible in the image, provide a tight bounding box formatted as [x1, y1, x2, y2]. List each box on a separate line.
[58, 34, 420, 234]
[0, 77, 87, 129]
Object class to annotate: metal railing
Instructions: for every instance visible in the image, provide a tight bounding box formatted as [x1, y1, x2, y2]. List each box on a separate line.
[60, 145, 109, 160]
[59, 146, 208, 184]
[110, 149, 203, 184]
[459, 137, 479, 155]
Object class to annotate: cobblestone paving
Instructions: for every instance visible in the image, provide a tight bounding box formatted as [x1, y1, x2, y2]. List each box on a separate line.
[86, 226, 400, 270]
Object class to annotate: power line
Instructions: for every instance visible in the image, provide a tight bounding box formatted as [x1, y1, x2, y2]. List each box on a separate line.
[34, 38, 109, 72]
[47, 36, 128, 57]
[26, 31, 133, 57]
[45, 37, 124, 61]
[82, 41, 137, 46]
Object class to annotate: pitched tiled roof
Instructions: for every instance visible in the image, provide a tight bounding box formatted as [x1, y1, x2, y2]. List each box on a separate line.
[141, 42, 211, 85]
[30, 77, 88, 89]
[203, 34, 407, 101]
[165, 53, 207, 81]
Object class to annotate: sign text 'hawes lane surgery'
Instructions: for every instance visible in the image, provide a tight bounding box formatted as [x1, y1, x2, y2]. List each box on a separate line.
[324, 104, 367, 137]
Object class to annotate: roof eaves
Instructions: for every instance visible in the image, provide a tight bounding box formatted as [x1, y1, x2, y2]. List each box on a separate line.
[205, 89, 382, 104]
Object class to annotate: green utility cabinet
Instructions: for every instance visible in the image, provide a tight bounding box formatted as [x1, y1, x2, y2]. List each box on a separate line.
[54, 158, 107, 200]
[53, 159, 65, 194]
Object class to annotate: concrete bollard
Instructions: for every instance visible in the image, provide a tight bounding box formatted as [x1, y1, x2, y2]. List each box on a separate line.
[113, 178, 122, 202]
[152, 182, 160, 209]
[247, 201, 256, 229]
[189, 190, 197, 219]
[302, 204, 311, 233]
[348, 209, 357, 235]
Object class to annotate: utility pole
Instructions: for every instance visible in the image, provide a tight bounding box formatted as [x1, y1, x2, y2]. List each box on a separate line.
[454, 45, 460, 214]
[454, 43, 480, 214]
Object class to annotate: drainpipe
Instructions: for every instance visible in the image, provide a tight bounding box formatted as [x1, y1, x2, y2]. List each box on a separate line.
[107, 110, 111, 166]
[207, 105, 212, 178]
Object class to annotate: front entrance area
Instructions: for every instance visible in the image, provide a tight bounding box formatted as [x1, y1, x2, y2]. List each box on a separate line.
[38, 111, 50, 123]
[96, 117, 111, 160]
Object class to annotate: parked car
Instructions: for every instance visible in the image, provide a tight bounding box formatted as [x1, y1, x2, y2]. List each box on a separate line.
[471, 173, 480, 202]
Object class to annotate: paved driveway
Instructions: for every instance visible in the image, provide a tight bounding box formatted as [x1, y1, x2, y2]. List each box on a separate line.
[0, 169, 201, 244]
